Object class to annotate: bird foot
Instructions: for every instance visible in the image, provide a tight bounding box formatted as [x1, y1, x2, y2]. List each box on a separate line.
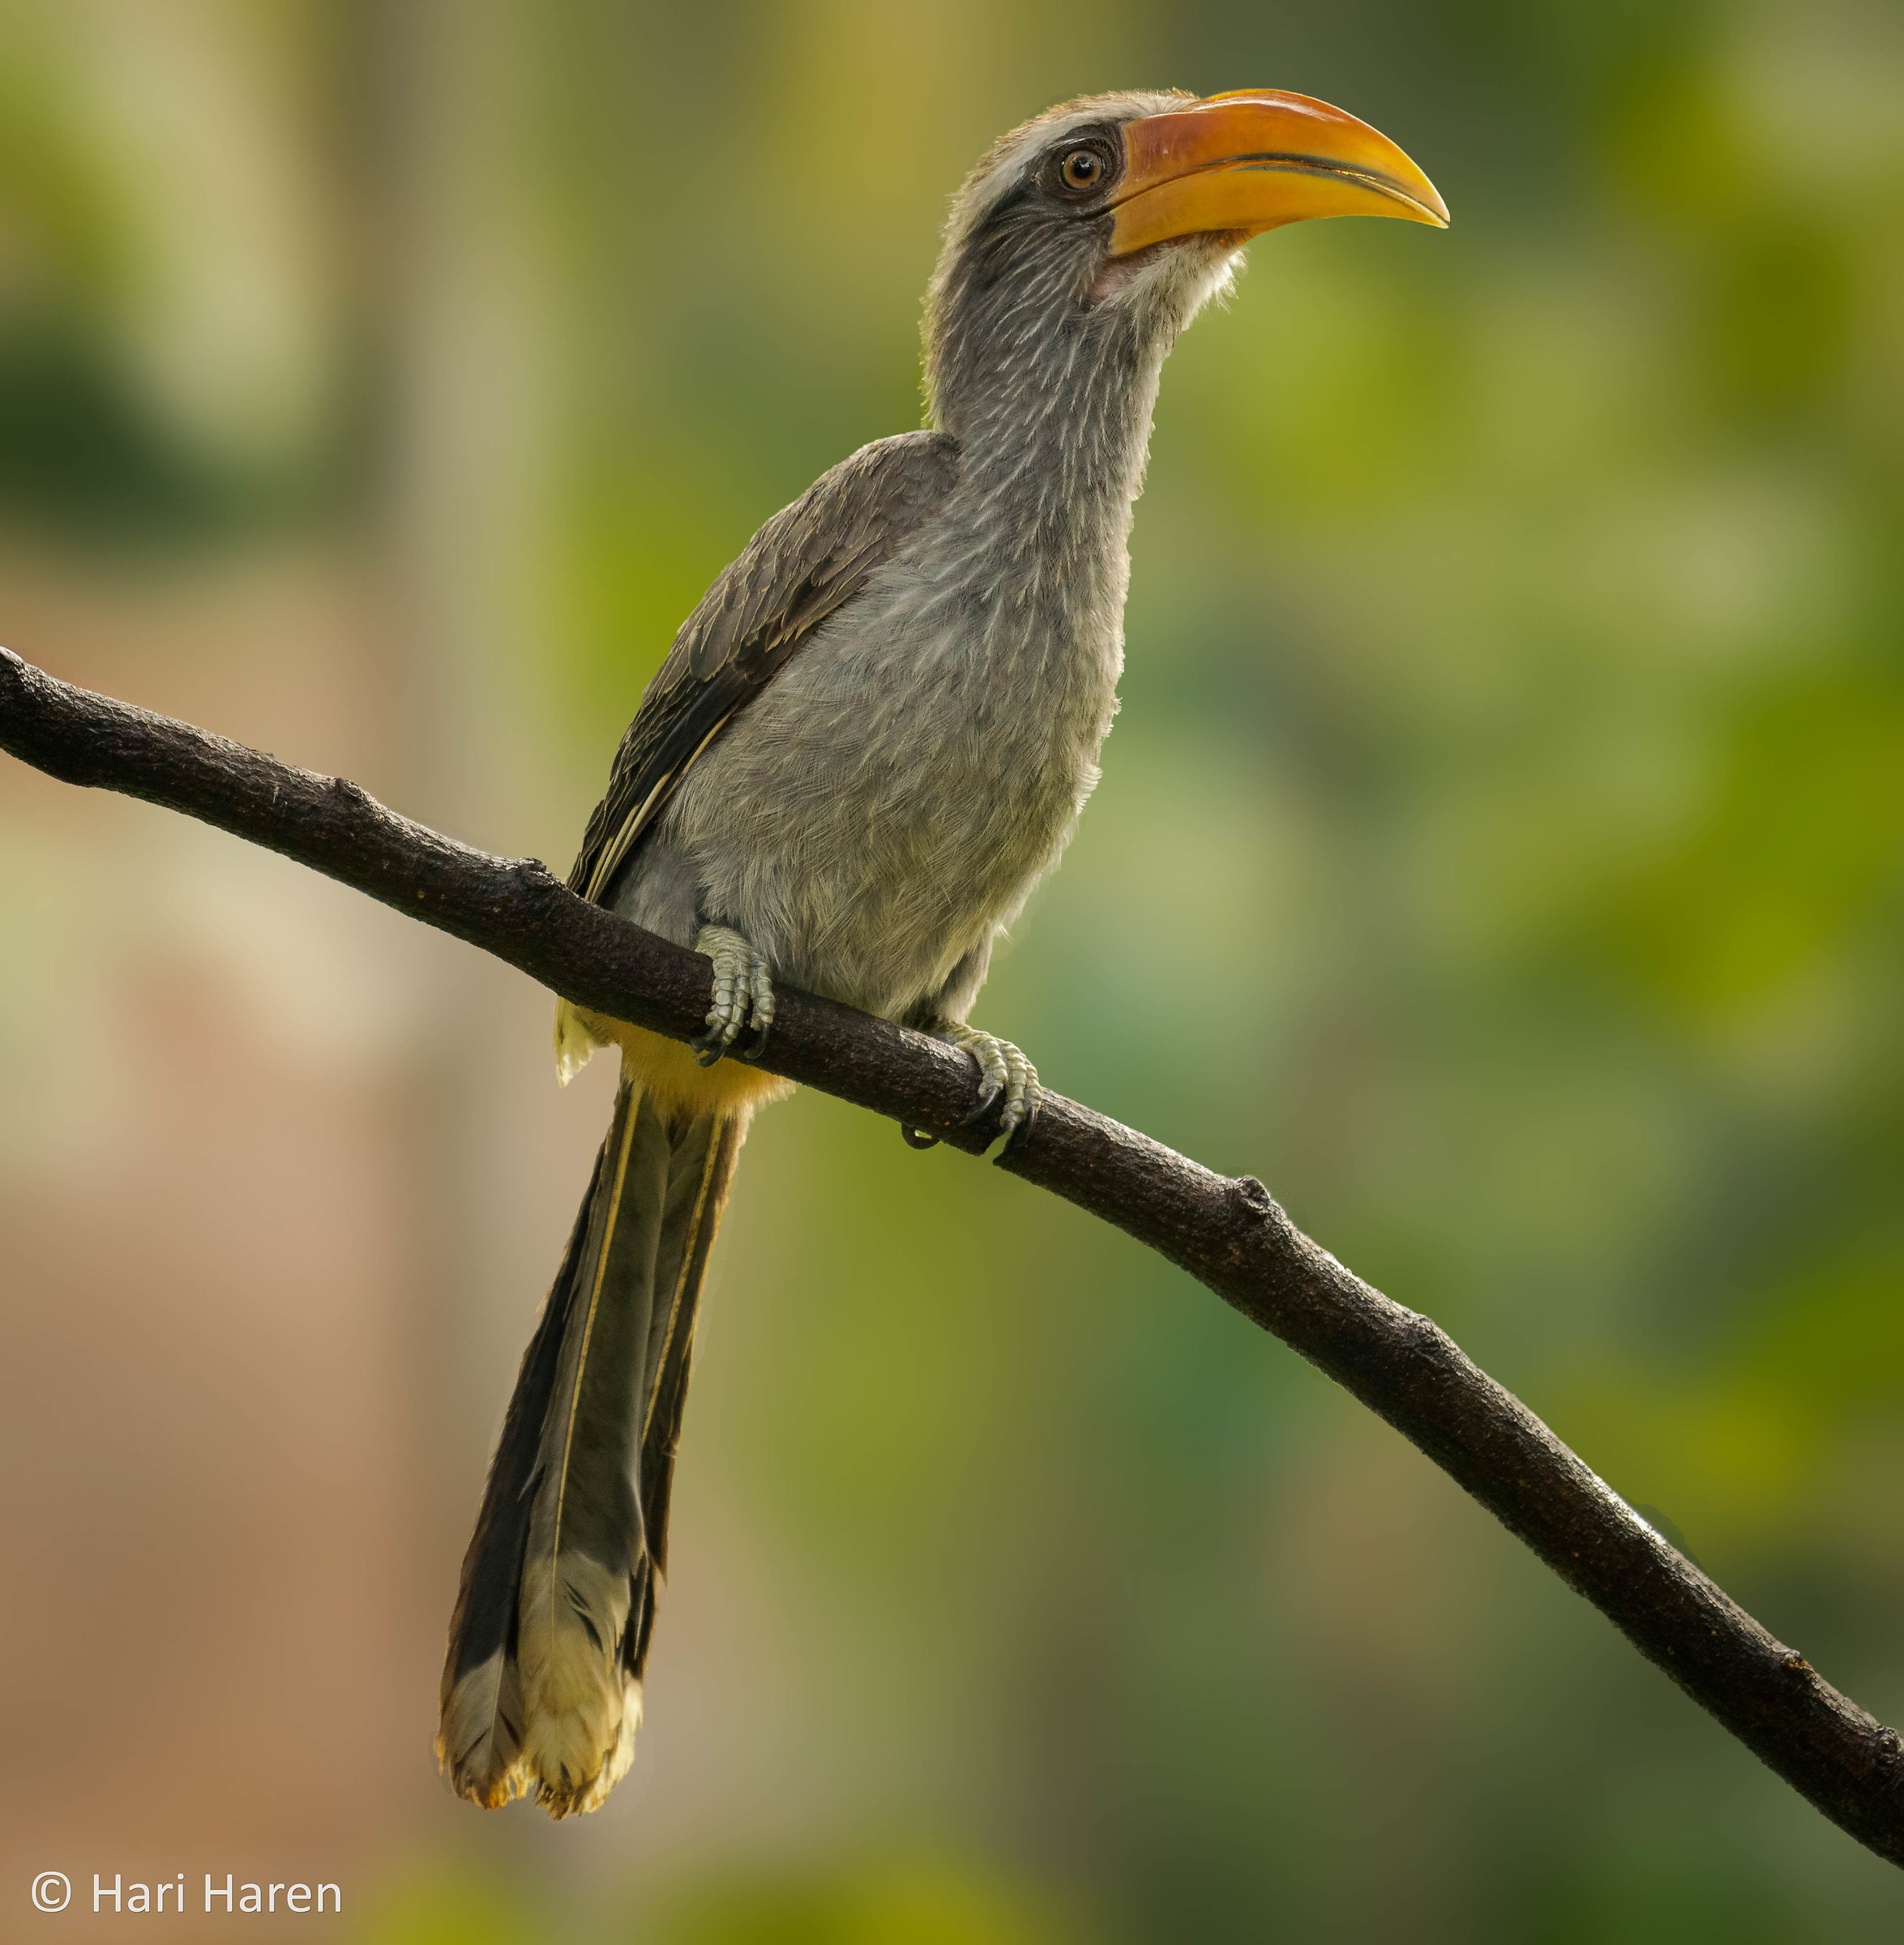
[926, 1022, 1041, 1155]
[691, 925, 774, 1065]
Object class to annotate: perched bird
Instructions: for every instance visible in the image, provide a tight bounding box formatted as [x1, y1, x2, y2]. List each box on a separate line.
[436, 87, 1446, 1818]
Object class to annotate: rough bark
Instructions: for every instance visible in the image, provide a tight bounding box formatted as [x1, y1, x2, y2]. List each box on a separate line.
[5, 642, 1902, 1864]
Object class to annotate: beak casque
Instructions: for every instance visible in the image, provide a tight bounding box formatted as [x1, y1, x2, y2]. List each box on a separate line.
[1108, 90, 1448, 257]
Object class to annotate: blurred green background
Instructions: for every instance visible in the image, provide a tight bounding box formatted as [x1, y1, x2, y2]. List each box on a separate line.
[2, 0, 1902, 1939]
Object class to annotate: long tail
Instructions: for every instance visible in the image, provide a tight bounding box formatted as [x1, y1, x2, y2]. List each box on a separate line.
[436, 1070, 743, 1816]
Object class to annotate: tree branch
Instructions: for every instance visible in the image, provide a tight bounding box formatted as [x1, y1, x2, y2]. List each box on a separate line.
[5, 640, 1902, 1863]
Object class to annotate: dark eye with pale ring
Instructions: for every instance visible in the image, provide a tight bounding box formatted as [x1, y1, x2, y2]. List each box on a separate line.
[1060, 149, 1104, 191]
[1041, 130, 1117, 203]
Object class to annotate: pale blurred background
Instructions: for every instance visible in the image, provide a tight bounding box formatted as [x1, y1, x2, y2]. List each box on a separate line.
[2, 1, 1903, 1938]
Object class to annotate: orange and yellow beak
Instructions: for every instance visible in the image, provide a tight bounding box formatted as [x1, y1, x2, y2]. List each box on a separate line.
[1108, 90, 1448, 258]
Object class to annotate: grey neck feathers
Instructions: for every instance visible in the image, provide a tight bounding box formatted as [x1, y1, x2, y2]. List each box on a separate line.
[924, 239, 1188, 596]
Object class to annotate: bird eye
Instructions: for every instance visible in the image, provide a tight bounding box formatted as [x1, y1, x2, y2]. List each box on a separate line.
[1060, 148, 1104, 192]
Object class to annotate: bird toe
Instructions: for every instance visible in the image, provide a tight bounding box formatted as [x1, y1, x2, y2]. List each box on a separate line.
[936, 1024, 1041, 1157]
[691, 925, 774, 1067]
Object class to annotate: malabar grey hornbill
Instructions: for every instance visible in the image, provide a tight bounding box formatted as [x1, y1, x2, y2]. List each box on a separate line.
[437, 87, 1447, 1817]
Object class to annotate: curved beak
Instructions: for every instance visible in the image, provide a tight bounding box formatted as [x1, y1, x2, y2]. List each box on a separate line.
[1108, 90, 1448, 258]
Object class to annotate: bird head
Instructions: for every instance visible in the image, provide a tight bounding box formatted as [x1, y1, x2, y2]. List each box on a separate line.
[924, 89, 1447, 441]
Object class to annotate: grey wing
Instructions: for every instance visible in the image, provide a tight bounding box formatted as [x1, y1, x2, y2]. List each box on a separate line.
[568, 429, 961, 906]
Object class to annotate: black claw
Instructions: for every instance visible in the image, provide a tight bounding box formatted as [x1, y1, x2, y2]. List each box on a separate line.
[899, 1123, 941, 1150]
[995, 1090, 1043, 1162]
[739, 1020, 772, 1063]
[956, 1084, 1003, 1131]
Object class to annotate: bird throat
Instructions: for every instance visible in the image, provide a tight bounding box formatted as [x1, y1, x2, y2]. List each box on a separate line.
[945, 317, 1170, 601]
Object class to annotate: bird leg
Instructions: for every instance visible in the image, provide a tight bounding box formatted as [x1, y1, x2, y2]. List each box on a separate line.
[691, 925, 775, 1065]
[907, 1022, 1041, 1153]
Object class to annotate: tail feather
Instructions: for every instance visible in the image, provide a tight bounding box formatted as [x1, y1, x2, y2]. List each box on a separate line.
[437, 1068, 744, 1815]
[624, 1114, 741, 1686]
[435, 1147, 608, 1810]
[640, 1116, 742, 1578]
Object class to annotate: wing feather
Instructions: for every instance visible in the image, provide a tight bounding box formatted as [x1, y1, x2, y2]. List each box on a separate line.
[569, 428, 960, 905]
